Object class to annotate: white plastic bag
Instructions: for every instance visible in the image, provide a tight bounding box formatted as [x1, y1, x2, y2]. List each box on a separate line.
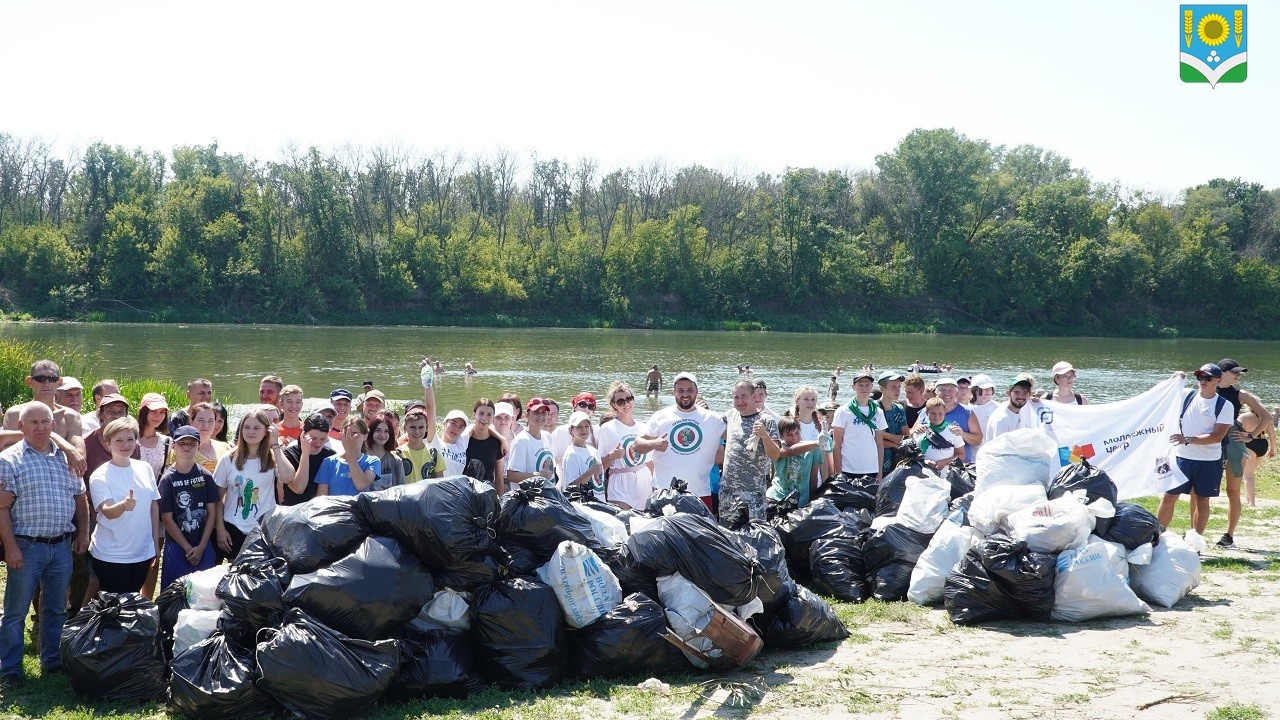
[1130, 531, 1201, 608]
[1008, 496, 1115, 553]
[183, 565, 228, 611]
[974, 429, 1057, 495]
[969, 484, 1048, 537]
[573, 502, 629, 546]
[893, 472, 952, 535]
[908, 520, 981, 605]
[536, 540, 622, 628]
[410, 588, 472, 632]
[657, 573, 718, 669]
[1183, 529, 1207, 553]
[173, 608, 220, 656]
[1051, 539, 1150, 622]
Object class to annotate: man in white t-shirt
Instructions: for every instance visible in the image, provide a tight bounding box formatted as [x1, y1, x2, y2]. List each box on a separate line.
[506, 397, 556, 483]
[984, 374, 1041, 442]
[831, 370, 888, 480]
[1157, 364, 1233, 536]
[635, 372, 727, 510]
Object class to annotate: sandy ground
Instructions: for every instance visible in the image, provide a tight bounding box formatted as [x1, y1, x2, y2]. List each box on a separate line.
[624, 496, 1280, 720]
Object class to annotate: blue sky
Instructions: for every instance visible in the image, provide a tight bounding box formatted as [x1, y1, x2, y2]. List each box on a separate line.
[2, 0, 1274, 194]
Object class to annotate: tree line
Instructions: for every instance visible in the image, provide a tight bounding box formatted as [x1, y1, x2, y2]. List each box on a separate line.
[2, 129, 1278, 337]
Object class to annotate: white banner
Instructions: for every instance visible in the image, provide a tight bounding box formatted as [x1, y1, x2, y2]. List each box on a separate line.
[1031, 376, 1189, 500]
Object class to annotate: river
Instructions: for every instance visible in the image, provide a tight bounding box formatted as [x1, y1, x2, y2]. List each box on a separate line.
[3, 323, 1279, 417]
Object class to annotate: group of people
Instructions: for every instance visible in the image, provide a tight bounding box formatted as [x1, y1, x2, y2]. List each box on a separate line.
[0, 354, 1274, 688]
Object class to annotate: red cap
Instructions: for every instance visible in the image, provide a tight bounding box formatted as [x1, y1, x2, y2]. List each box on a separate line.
[572, 392, 597, 409]
[527, 397, 552, 412]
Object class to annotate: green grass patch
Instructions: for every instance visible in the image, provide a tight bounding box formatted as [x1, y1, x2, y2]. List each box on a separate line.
[1055, 692, 1090, 704]
[1206, 702, 1268, 720]
[1202, 557, 1260, 573]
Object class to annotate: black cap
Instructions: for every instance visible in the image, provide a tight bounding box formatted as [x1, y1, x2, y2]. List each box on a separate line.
[1217, 358, 1247, 373]
[330, 388, 354, 401]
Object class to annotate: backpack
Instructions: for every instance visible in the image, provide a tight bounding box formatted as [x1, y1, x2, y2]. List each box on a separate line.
[1179, 391, 1228, 445]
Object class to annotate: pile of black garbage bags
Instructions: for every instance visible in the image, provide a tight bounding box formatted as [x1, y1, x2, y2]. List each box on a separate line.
[59, 475, 855, 720]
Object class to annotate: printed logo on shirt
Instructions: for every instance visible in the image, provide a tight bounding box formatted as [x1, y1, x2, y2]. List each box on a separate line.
[668, 420, 704, 454]
[620, 436, 648, 467]
[535, 448, 555, 475]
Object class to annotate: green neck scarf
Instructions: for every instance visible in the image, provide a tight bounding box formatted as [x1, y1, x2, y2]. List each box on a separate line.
[919, 421, 951, 454]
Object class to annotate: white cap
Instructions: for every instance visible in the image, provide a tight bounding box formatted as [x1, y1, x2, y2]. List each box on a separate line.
[1052, 361, 1076, 376]
[312, 400, 336, 415]
[934, 377, 958, 387]
[568, 411, 592, 427]
[444, 409, 469, 423]
[970, 374, 996, 390]
[58, 376, 83, 391]
[494, 402, 515, 418]
[673, 371, 698, 386]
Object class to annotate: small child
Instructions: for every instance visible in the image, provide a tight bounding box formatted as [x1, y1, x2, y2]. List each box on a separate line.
[400, 410, 444, 482]
[89, 417, 162, 595]
[765, 417, 822, 518]
[158, 425, 220, 588]
[913, 397, 964, 470]
[560, 411, 603, 496]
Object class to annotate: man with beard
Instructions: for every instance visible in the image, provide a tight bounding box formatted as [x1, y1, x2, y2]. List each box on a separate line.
[636, 372, 726, 512]
[984, 374, 1040, 441]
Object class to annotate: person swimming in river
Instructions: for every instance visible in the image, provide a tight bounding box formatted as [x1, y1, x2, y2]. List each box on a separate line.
[464, 362, 477, 376]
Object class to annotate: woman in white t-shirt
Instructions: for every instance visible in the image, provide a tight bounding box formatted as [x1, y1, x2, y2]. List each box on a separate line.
[89, 417, 161, 595]
[596, 381, 653, 509]
[790, 385, 833, 478]
[214, 408, 294, 561]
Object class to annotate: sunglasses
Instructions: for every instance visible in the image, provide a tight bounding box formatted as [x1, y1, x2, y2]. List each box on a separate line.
[577, 401, 596, 409]
[31, 374, 61, 384]
[613, 396, 635, 405]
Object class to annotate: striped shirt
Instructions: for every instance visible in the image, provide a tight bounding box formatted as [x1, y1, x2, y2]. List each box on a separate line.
[0, 440, 85, 538]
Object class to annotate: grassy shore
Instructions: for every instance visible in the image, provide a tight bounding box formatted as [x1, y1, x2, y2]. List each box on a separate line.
[3, 462, 1280, 720]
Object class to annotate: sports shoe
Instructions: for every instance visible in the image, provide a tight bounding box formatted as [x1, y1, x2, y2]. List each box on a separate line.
[1216, 533, 1234, 548]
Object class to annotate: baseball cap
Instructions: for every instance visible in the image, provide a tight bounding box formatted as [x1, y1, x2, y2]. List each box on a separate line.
[140, 392, 169, 412]
[58, 376, 83, 392]
[527, 397, 552, 413]
[876, 371, 906, 386]
[444, 409, 469, 423]
[172, 425, 201, 442]
[404, 400, 427, 414]
[97, 392, 130, 409]
[1217, 358, 1247, 373]
[1008, 373, 1035, 391]
[568, 411, 592, 427]
[572, 392, 597, 409]
[494, 402, 515, 418]
[934, 377, 958, 387]
[1195, 363, 1224, 380]
[1052, 361, 1076, 376]
[971, 374, 995, 390]
[313, 400, 336, 416]
[360, 389, 385, 404]
[330, 389, 353, 402]
[851, 370, 876, 383]
[673, 371, 698, 386]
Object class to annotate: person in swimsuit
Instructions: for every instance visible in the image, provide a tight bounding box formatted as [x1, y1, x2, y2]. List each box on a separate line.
[645, 365, 662, 399]
[1238, 404, 1276, 508]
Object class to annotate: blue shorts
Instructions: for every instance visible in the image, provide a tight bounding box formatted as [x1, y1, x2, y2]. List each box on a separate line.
[1168, 457, 1224, 497]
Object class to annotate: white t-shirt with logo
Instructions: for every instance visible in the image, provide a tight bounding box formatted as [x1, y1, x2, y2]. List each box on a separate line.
[1177, 392, 1234, 461]
[643, 406, 728, 497]
[436, 436, 469, 476]
[831, 402, 887, 474]
[508, 429, 555, 478]
[597, 417, 656, 509]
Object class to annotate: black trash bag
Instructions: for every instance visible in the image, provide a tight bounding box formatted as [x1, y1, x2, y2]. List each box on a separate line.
[214, 611, 257, 656]
[388, 628, 486, 701]
[644, 478, 714, 519]
[60, 592, 167, 701]
[1100, 502, 1161, 551]
[261, 495, 371, 574]
[945, 460, 977, 500]
[230, 526, 274, 569]
[157, 579, 188, 662]
[626, 512, 763, 607]
[216, 556, 292, 632]
[760, 585, 849, 648]
[598, 543, 659, 601]
[615, 509, 643, 528]
[877, 459, 928, 518]
[807, 532, 870, 604]
[942, 534, 1056, 625]
[863, 524, 933, 601]
[569, 593, 685, 678]
[283, 535, 435, 641]
[498, 541, 542, 577]
[579, 498, 624, 517]
[812, 475, 878, 513]
[773, 498, 863, 584]
[1047, 459, 1119, 507]
[949, 493, 974, 527]
[733, 523, 795, 612]
[435, 551, 502, 591]
[256, 608, 400, 720]
[355, 474, 500, 568]
[471, 577, 567, 690]
[169, 633, 278, 720]
[497, 479, 600, 563]
[562, 483, 600, 504]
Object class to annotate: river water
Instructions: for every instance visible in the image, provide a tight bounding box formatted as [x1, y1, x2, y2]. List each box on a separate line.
[4, 323, 1279, 418]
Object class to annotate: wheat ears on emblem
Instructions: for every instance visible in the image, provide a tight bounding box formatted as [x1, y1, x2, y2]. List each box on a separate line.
[1235, 10, 1243, 47]
[1185, 10, 1194, 48]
